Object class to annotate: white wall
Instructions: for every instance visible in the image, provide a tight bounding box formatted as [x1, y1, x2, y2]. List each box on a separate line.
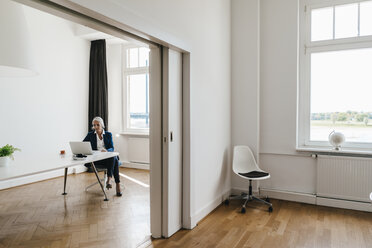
[68, 0, 232, 225]
[231, 0, 261, 191]
[106, 44, 150, 168]
[231, 0, 317, 195]
[106, 44, 127, 159]
[259, 0, 316, 194]
[0, 4, 89, 160]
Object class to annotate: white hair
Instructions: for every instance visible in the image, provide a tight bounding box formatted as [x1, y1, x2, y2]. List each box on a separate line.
[92, 116, 105, 129]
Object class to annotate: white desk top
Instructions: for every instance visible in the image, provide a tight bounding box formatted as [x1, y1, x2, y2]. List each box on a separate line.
[0, 152, 119, 181]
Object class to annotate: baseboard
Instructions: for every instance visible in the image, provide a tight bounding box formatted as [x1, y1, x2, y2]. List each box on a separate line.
[0, 165, 87, 190]
[190, 188, 231, 228]
[122, 161, 150, 170]
[252, 188, 372, 213]
[259, 188, 317, 205]
[231, 187, 259, 196]
[316, 197, 372, 212]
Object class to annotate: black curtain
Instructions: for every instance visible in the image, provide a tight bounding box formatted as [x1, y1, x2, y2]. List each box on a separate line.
[88, 39, 108, 131]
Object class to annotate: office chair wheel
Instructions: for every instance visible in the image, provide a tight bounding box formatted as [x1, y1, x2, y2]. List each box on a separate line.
[224, 199, 229, 205]
[241, 207, 246, 213]
[265, 197, 270, 203]
[268, 206, 273, 213]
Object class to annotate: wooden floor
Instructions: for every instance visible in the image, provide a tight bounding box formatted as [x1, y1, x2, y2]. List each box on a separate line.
[2, 171, 372, 248]
[0, 168, 150, 248]
[150, 198, 372, 248]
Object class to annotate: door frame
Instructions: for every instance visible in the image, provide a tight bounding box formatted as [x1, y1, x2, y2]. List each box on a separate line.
[13, 0, 193, 236]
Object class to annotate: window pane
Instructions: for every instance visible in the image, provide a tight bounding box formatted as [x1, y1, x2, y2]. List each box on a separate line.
[128, 48, 139, 68]
[310, 48, 372, 142]
[311, 7, 334, 41]
[128, 74, 149, 129]
[139, 47, 150, 67]
[335, 3, 358, 39]
[360, 1, 372, 36]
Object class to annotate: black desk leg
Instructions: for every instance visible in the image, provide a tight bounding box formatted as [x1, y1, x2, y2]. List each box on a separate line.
[62, 168, 68, 195]
[91, 162, 109, 201]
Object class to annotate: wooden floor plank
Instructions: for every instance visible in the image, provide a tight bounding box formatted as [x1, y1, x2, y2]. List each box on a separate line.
[151, 199, 372, 248]
[2, 168, 372, 247]
[0, 168, 150, 248]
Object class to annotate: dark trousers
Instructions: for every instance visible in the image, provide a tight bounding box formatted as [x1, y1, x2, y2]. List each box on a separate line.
[95, 156, 120, 183]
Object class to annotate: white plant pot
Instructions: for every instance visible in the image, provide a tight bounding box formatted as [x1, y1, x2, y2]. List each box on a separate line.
[0, 156, 10, 167]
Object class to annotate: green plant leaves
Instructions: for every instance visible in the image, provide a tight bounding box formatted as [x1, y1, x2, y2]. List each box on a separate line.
[0, 144, 21, 159]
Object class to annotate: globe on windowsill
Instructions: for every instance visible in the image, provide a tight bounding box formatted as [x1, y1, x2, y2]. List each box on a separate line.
[328, 131, 345, 151]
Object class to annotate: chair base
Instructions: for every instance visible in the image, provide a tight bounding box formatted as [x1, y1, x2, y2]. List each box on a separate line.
[226, 180, 273, 213]
[86, 180, 125, 191]
[85, 178, 105, 191]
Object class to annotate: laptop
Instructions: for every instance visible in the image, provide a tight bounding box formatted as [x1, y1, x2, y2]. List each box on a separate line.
[69, 141, 94, 155]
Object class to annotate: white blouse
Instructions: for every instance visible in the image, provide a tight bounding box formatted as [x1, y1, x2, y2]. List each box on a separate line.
[96, 130, 106, 151]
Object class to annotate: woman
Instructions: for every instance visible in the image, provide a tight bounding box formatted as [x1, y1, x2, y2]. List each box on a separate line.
[83, 116, 122, 196]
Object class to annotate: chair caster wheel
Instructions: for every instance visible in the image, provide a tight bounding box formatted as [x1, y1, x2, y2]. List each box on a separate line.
[241, 207, 246, 213]
[224, 199, 229, 205]
[265, 197, 270, 203]
[268, 206, 273, 212]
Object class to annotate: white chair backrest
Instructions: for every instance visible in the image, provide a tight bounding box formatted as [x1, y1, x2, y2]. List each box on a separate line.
[232, 146, 260, 174]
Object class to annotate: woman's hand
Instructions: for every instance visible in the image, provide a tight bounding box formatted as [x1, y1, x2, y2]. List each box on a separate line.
[101, 149, 107, 152]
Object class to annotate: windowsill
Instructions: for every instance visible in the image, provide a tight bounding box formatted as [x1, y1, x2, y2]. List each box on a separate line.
[119, 132, 149, 137]
[296, 146, 372, 157]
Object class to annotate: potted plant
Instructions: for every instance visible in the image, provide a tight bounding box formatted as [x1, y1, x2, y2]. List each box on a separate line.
[0, 144, 21, 167]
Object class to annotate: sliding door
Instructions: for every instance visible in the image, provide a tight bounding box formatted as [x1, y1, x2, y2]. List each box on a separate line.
[162, 47, 183, 237]
[149, 45, 162, 238]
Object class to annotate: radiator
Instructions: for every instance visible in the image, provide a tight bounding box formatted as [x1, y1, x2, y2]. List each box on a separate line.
[128, 138, 149, 164]
[317, 155, 372, 202]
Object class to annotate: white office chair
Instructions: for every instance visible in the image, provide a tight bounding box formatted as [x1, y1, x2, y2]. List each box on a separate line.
[85, 165, 108, 191]
[225, 146, 273, 213]
[85, 163, 125, 192]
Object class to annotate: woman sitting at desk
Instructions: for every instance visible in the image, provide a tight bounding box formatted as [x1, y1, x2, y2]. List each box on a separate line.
[83, 116, 122, 196]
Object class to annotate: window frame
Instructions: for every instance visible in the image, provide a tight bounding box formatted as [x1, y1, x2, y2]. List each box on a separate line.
[298, 0, 372, 150]
[121, 44, 150, 135]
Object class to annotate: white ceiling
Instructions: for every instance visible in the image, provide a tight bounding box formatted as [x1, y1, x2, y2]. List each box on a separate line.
[74, 24, 129, 45]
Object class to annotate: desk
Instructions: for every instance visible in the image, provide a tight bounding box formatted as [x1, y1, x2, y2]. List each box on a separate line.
[0, 152, 119, 201]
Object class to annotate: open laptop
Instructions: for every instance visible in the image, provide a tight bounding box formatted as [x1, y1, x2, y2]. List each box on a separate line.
[69, 141, 94, 155]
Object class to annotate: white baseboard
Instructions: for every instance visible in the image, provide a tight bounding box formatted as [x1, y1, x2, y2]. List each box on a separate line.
[260, 188, 317, 205]
[317, 197, 372, 212]
[232, 187, 316, 204]
[250, 188, 372, 213]
[190, 188, 231, 228]
[231, 187, 259, 196]
[0, 165, 87, 190]
[122, 161, 150, 170]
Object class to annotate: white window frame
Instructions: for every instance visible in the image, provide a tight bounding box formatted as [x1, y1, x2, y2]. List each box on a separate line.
[298, 0, 372, 150]
[121, 44, 150, 135]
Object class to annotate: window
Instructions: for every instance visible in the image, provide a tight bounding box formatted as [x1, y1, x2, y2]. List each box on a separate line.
[122, 46, 150, 134]
[299, 0, 372, 149]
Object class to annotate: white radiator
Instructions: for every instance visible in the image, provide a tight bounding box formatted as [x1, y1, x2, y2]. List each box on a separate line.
[128, 138, 150, 164]
[317, 155, 372, 202]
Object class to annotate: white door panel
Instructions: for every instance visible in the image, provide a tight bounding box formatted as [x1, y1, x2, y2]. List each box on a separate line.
[162, 47, 183, 237]
[149, 46, 162, 238]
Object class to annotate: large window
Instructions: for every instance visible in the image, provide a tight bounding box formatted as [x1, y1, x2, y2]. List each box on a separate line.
[122, 46, 150, 134]
[299, 0, 372, 149]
